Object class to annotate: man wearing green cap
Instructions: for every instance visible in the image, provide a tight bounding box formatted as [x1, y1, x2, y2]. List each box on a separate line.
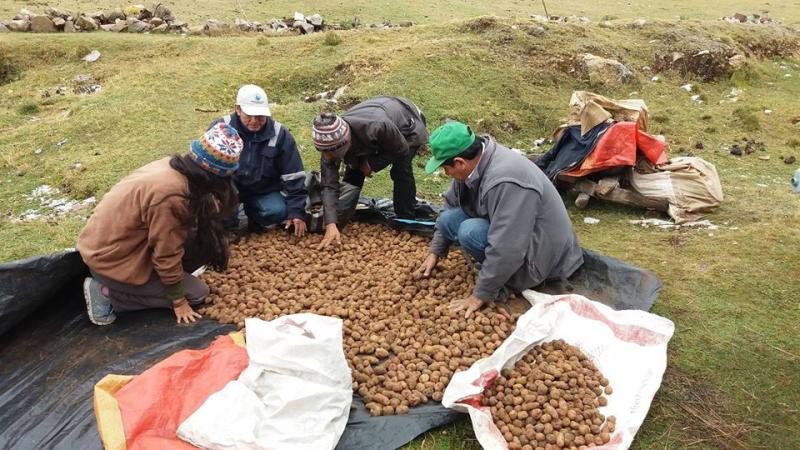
[417, 121, 584, 318]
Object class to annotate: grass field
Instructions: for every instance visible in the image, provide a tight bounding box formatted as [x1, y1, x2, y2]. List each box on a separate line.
[1, 3, 799, 449]
[3, 0, 800, 25]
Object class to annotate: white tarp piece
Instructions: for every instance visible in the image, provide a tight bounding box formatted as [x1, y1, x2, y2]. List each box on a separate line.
[177, 314, 353, 450]
[442, 291, 675, 450]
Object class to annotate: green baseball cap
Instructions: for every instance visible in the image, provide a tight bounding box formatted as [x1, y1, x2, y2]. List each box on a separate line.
[425, 121, 476, 174]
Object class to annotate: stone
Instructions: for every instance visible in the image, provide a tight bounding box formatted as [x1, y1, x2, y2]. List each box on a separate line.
[204, 20, 229, 34]
[75, 15, 98, 31]
[398, 20, 413, 27]
[0, 23, 8, 33]
[81, 50, 101, 62]
[526, 25, 545, 36]
[729, 54, 747, 70]
[784, 156, 796, 165]
[169, 20, 187, 30]
[153, 3, 175, 22]
[149, 17, 164, 27]
[88, 11, 107, 24]
[99, 24, 114, 31]
[112, 18, 128, 32]
[292, 20, 305, 29]
[188, 25, 204, 36]
[137, 8, 153, 21]
[580, 53, 635, 87]
[64, 20, 76, 33]
[352, 16, 361, 28]
[631, 19, 647, 28]
[14, 9, 34, 20]
[44, 6, 73, 20]
[107, 8, 126, 22]
[308, 13, 324, 27]
[299, 22, 315, 34]
[126, 18, 149, 33]
[52, 17, 66, 29]
[235, 18, 251, 31]
[733, 13, 748, 23]
[151, 23, 169, 33]
[294, 12, 305, 22]
[7, 19, 31, 32]
[31, 16, 57, 32]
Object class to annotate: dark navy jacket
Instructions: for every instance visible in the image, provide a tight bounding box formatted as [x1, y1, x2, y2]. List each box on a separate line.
[209, 114, 307, 219]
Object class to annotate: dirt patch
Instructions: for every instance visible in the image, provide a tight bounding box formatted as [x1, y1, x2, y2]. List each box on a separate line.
[729, 27, 800, 58]
[461, 16, 500, 33]
[651, 30, 736, 81]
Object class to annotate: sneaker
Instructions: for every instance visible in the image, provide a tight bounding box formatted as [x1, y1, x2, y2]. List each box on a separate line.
[83, 277, 116, 325]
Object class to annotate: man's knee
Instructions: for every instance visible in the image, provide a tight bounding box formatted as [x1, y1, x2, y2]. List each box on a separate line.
[457, 218, 489, 249]
[435, 208, 466, 240]
[247, 194, 288, 225]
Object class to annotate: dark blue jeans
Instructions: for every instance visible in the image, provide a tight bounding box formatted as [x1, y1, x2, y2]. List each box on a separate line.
[435, 208, 489, 262]
[241, 191, 288, 227]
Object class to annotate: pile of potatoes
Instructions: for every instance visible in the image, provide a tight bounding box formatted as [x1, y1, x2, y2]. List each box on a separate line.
[201, 223, 521, 415]
[481, 339, 614, 450]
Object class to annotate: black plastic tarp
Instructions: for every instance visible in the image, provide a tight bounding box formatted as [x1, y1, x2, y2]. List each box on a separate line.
[0, 199, 661, 450]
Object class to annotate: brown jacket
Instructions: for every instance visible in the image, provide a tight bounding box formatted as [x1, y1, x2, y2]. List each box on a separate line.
[77, 157, 190, 287]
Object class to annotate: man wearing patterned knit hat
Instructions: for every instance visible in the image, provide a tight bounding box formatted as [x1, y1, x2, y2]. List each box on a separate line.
[210, 84, 308, 236]
[77, 123, 244, 325]
[312, 96, 428, 249]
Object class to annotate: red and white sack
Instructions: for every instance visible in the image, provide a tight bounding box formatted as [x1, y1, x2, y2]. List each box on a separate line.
[442, 291, 675, 450]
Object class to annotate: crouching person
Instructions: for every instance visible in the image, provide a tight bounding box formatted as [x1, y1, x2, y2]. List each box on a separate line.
[417, 121, 584, 318]
[77, 123, 244, 325]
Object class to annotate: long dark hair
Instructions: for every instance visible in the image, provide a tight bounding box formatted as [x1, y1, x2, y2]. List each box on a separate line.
[169, 155, 236, 271]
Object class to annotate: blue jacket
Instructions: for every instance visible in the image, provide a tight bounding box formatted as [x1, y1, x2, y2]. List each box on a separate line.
[209, 114, 307, 219]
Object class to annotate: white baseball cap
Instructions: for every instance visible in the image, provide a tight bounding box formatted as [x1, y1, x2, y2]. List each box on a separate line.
[236, 84, 271, 116]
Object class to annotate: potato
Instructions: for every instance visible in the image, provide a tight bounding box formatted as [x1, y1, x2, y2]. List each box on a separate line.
[202, 224, 521, 416]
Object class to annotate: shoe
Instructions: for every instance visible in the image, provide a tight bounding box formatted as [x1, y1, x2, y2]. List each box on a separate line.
[83, 277, 116, 325]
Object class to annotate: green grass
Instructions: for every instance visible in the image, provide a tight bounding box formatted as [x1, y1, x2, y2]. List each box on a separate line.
[2, 0, 800, 25]
[1, 15, 799, 450]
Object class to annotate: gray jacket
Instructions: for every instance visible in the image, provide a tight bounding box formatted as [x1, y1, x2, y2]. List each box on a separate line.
[429, 137, 584, 302]
[321, 96, 428, 224]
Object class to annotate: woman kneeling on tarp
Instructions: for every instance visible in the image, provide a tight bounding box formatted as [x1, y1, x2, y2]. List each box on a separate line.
[77, 123, 244, 325]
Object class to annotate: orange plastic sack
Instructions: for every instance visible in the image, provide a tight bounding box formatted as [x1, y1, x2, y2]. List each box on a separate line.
[100, 334, 249, 450]
[564, 122, 667, 178]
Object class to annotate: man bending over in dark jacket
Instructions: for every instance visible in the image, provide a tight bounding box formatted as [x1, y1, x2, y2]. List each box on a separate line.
[311, 96, 428, 248]
[417, 121, 584, 318]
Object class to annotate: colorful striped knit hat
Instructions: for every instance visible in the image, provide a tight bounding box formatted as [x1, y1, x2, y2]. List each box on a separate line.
[189, 123, 244, 177]
[312, 113, 351, 159]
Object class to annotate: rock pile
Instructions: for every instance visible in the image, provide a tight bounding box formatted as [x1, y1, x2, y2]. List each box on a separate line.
[722, 13, 775, 24]
[1, 5, 414, 35]
[1, 4, 183, 34]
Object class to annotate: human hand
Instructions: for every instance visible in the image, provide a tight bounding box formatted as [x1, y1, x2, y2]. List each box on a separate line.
[415, 253, 439, 277]
[173, 298, 201, 324]
[449, 295, 512, 320]
[318, 223, 342, 249]
[285, 218, 307, 237]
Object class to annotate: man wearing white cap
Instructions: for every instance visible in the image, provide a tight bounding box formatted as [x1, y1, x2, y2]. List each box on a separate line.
[210, 84, 307, 236]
